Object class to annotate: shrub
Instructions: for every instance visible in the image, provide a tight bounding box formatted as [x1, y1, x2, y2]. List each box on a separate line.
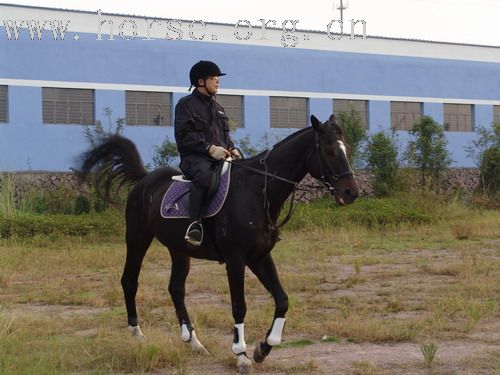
[405, 116, 452, 191]
[0, 211, 124, 239]
[464, 122, 500, 167]
[151, 136, 179, 168]
[366, 131, 400, 196]
[479, 145, 500, 197]
[336, 108, 367, 168]
[285, 195, 435, 230]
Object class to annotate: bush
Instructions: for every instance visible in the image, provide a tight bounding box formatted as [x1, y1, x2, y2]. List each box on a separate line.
[30, 186, 78, 215]
[151, 136, 179, 168]
[405, 116, 452, 191]
[285, 195, 435, 230]
[464, 122, 500, 167]
[366, 131, 400, 196]
[336, 108, 367, 168]
[0, 211, 124, 239]
[479, 145, 500, 197]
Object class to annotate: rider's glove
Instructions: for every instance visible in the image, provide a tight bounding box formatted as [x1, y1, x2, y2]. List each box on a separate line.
[209, 145, 231, 160]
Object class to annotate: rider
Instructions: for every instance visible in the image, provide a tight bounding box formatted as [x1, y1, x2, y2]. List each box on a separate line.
[174, 60, 242, 246]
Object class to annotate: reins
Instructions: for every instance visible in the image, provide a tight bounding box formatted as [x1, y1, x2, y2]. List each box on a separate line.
[225, 152, 298, 228]
[226, 132, 354, 229]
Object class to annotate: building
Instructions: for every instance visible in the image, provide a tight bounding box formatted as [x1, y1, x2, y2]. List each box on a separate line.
[1, 3, 499, 171]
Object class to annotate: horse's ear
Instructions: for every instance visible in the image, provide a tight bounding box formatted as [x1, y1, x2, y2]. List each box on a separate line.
[329, 114, 337, 123]
[311, 115, 324, 133]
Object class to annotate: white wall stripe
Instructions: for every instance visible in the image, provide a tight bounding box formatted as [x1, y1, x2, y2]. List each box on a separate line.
[2, 78, 500, 106]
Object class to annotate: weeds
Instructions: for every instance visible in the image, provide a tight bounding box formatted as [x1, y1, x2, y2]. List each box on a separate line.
[420, 341, 438, 369]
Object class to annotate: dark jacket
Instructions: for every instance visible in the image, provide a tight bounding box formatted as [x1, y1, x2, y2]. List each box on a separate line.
[174, 89, 234, 188]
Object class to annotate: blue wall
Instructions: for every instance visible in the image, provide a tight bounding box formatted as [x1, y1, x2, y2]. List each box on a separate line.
[1, 26, 499, 170]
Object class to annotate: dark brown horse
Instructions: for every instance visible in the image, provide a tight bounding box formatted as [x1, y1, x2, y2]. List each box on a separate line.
[77, 114, 359, 373]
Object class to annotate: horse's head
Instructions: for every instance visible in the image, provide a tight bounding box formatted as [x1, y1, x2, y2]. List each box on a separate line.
[308, 114, 359, 205]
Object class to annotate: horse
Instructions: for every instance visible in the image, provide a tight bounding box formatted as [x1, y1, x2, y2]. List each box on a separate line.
[77, 114, 359, 373]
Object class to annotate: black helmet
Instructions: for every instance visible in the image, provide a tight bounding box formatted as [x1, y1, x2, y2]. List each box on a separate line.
[189, 60, 226, 87]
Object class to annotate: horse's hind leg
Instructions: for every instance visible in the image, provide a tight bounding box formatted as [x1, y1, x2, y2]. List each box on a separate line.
[168, 250, 208, 353]
[248, 254, 289, 363]
[121, 220, 153, 339]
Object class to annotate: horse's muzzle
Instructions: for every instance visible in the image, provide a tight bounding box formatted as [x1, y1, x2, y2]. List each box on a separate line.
[333, 187, 358, 206]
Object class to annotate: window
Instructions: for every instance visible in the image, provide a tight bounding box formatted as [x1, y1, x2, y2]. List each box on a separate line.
[126, 91, 172, 126]
[42, 87, 94, 125]
[391, 101, 422, 130]
[494, 105, 500, 124]
[443, 104, 473, 132]
[270, 96, 308, 128]
[0, 85, 7, 123]
[333, 99, 368, 129]
[217, 94, 243, 128]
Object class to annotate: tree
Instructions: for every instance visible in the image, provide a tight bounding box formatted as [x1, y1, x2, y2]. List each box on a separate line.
[405, 116, 452, 190]
[336, 108, 367, 168]
[366, 131, 400, 196]
[151, 136, 179, 168]
[464, 122, 500, 167]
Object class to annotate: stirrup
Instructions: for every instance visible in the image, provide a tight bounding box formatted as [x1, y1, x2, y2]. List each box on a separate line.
[184, 221, 203, 246]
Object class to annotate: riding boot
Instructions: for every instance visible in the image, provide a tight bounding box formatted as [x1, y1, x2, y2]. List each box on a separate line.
[185, 184, 208, 246]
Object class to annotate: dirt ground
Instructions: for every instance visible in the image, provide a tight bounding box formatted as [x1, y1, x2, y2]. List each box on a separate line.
[6, 257, 499, 375]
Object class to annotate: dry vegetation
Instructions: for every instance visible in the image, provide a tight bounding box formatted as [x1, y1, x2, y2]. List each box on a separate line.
[0, 198, 499, 374]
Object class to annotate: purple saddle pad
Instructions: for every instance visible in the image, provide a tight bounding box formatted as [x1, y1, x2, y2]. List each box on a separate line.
[160, 166, 231, 219]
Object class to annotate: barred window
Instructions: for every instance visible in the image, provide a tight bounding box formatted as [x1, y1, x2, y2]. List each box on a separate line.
[494, 105, 500, 124]
[217, 94, 243, 128]
[126, 91, 172, 126]
[270, 96, 308, 128]
[391, 101, 422, 130]
[443, 103, 473, 132]
[42, 87, 94, 125]
[333, 99, 368, 129]
[0, 85, 7, 123]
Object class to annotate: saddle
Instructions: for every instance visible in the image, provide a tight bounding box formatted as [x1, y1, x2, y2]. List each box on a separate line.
[160, 160, 231, 219]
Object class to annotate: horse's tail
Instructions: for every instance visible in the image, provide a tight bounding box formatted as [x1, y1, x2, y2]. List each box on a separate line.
[76, 135, 148, 199]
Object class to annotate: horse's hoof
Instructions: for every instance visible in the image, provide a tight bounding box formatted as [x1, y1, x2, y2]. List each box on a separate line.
[253, 343, 265, 363]
[253, 342, 271, 363]
[128, 325, 146, 341]
[237, 353, 252, 374]
[190, 331, 210, 354]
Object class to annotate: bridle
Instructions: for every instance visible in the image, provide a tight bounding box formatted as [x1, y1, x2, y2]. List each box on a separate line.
[228, 129, 355, 228]
[313, 132, 354, 195]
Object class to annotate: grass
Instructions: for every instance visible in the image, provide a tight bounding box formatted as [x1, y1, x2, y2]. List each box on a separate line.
[0, 195, 499, 374]
[420, 342, 439, 368]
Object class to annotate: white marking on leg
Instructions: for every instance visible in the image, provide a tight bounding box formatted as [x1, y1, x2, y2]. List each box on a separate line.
[181, 323, 191, 342]
[232, 323, 247, 355]
[128, 325, 145, 341]
[266, 318, 286, 346]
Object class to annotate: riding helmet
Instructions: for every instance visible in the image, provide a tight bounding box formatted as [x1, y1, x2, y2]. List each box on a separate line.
[189, 60, 226, 87]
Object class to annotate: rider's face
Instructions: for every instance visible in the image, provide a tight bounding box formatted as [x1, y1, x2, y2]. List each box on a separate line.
[198, 76, 219, 95]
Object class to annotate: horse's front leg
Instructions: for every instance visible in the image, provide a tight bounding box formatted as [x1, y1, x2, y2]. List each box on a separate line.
[248, 254, 289, 364]
[168, 251, 208, 353]
[226, 261, 252, 374]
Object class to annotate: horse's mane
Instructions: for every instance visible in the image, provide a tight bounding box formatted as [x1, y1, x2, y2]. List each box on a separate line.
[239, 127, 313, 164]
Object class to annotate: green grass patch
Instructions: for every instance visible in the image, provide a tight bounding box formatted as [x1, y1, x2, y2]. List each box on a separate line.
[0, 210, 124, 239]
[285, 194, 441, 231]
[275, 338, 315, 349]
